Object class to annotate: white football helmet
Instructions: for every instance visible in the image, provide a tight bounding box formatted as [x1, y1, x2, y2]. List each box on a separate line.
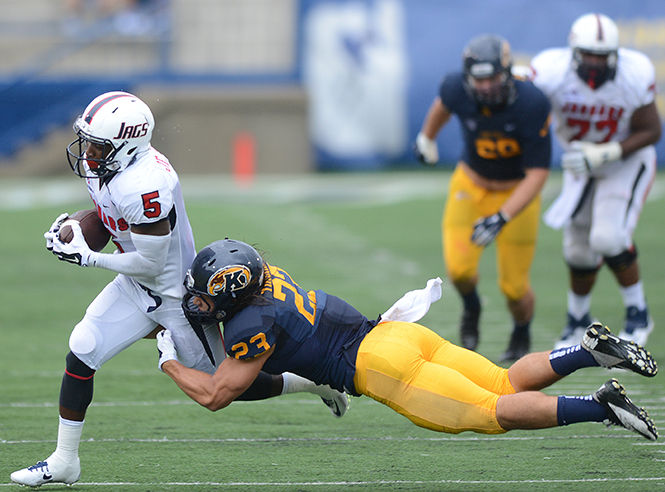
[66, 91, 155, 178]
[568, 13, 619, 88]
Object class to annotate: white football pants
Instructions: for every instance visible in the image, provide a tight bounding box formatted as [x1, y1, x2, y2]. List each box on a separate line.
[68, 274, 224, 373]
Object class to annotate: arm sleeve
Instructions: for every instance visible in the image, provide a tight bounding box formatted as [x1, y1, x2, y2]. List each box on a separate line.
[235, 371, 282, 400]
[88, 231, 171, 277]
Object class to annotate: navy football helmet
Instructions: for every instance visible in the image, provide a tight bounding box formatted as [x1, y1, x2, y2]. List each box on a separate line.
[462, 34, 515, 108]
[182, 239, 265, 323]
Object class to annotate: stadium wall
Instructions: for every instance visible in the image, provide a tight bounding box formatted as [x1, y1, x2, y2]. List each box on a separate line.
[0, 0, 664, 174]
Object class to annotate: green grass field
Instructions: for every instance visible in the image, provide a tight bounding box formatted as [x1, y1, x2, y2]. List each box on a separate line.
[1, 170, 664, 491]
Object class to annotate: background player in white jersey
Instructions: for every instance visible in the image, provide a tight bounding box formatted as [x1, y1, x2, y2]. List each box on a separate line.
[11, 91, 348, 487]
[530, 13, 661, 349]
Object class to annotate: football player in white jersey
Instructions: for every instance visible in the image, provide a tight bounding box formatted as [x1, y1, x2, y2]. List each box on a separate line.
[530, 13, 661, 349]
[11, 91, 349, 487]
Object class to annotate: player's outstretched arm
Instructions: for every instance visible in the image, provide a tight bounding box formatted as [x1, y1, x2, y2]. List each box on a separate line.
[161, 339, 273, 411]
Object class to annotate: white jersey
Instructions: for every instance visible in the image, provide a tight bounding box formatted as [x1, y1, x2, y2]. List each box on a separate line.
[84, 147, 195, 299]
[531, 47, 656, 149]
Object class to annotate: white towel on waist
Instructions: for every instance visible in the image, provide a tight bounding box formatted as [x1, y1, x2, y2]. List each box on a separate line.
[544, 171, 588, 230]
[381, 277, 443, 323]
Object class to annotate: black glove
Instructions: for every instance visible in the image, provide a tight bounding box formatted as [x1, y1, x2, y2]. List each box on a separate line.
[471, 212, 508, 246]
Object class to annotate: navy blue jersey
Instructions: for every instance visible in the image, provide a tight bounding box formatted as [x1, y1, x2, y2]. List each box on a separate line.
[222, 264, 376, 395]
[439, 72, 551, 180]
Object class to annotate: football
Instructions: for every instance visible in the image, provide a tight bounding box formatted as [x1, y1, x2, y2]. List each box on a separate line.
[58, 209, 111, 252]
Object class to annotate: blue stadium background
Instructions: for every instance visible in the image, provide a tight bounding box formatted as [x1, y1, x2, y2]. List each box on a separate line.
[1, 0, 663, 170]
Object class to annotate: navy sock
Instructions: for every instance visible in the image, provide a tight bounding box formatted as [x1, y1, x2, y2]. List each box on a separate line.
[549, 345, 598, 376]
[557, 395, 606, 425]
[513, 320, 530, 337]
[462, 289, 481, 312]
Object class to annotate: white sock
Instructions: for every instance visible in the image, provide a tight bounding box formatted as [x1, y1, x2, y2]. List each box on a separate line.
[620, 282, 647, 310]
[51, 417, 84, 463]
[281, 373, 316, 395]
[567, 290, 591, 319]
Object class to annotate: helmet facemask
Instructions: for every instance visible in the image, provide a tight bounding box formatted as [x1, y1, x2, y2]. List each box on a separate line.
[572, 48, 617, 89]
[66, 126, 128, 179]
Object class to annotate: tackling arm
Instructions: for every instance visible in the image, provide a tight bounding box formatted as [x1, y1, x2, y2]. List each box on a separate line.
[162, 347, 273, 411]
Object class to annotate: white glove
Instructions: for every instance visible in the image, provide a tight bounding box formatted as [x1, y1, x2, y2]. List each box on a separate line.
[414, 132, 439, 165]
[561, 141, 622, 176]
[50, 220, 92, 266]
[44, 213, 69, 251]
[156, 329, 178, 371]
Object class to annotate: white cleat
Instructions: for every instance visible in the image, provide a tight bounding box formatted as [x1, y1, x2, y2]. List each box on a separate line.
[553, 326, 586, 350]
[619, 318, 654, 347]
[10, 455, 80, 487]
[316, 385, 350, 418]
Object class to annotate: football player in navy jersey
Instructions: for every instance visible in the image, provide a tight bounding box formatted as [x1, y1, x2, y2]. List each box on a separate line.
[415, 34, 552, 361]
[156, 239, 658, 442]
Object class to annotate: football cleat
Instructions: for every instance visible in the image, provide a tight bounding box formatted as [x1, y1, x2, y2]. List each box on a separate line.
[554, 312, 592, 350]
[500, 330, 530, 362]
[619, 306, 654, 347]
[582, 323, 657, 377]
[10, 455, 80, 487]
[459, 308, 480, 351]
[318, 386, 349, 418]
[593, 378, 658, 441]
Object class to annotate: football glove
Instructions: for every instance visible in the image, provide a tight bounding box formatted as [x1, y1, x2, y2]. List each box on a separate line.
[561, 141, 622, 176]
[156, 329, 178, 371]
[471, 211, 508, 246]
[414, 132, 439, 165]
[44, 213, 69, 251]
[50, 220, 92, 266]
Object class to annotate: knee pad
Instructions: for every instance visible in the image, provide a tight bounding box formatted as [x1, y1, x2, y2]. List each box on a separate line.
[589, 224, 629, 257]
[498, 279, 527, 303]
[604, 247, 637, 273]
[60, 352, 95, 412]
[563, 241, 601, 269]
[69, 320, 98, 356]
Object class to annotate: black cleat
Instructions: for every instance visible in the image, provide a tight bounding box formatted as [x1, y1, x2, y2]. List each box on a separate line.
[459, 308, 480, 351]
[582, 323, 658, 377]
[500, 331, 530, 362]
[593, 378, 658, 441]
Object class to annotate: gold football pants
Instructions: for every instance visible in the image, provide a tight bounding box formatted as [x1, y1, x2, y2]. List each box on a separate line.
[442, 166, 541, 300]
[354, 321, 515, 434]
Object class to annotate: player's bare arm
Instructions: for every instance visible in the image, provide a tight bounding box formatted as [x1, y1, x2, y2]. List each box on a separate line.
[420, 97, 451, 139]
[621, 101, 662, 155]
[162, 347, 273, 411]
[499, 167, 550, 219]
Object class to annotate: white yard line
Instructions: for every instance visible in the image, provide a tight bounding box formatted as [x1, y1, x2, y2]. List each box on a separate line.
[2, 477, 665, 487]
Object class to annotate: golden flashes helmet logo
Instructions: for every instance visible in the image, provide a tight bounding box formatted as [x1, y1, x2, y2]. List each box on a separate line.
[207, 265, 252, 296]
